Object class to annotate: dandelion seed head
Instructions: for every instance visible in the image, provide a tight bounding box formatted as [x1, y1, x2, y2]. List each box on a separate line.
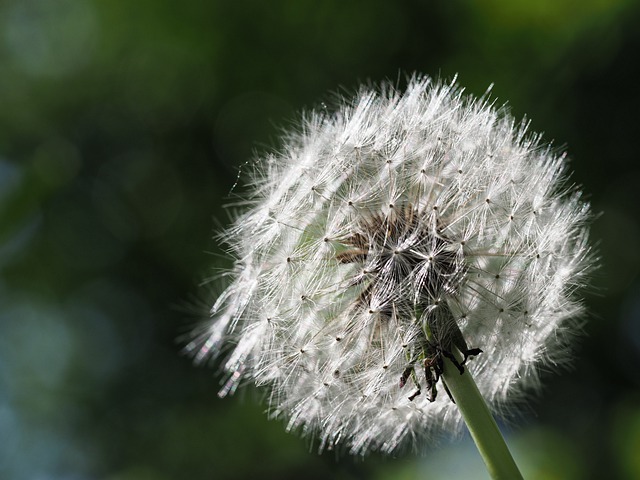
[188, 76, 593, 455]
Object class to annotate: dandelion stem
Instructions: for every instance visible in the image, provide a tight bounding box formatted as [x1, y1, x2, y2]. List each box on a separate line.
[441, 351, 523, 480]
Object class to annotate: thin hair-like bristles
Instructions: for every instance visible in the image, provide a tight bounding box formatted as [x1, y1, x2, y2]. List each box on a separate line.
[188, 75, 595, 455]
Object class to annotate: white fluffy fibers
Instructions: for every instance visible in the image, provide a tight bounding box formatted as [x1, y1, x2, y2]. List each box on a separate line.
[187, 76, 593, 455]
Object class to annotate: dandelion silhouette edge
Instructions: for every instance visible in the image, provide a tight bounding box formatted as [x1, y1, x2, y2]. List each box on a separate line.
[187, 76, 593, 455]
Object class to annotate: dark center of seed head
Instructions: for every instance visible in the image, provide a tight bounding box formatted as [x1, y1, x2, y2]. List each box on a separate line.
[337, 206, 483, 403]
[338, 205, 462, 311]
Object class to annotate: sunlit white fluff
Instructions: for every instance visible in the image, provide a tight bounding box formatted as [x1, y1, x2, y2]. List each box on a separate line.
[187, 76, 593, 454]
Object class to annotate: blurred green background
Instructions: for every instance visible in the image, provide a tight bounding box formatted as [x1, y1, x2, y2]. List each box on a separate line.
[1, 0, 639, 478]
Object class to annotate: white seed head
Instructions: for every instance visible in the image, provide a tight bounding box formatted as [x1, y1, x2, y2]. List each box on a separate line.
[188, 76, 593, 455]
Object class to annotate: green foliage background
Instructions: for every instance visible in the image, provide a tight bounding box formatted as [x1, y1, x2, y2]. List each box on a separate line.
[1, 1, 639, 478]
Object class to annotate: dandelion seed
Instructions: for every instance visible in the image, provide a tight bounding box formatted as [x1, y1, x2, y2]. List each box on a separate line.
[188, 76, 593, 456]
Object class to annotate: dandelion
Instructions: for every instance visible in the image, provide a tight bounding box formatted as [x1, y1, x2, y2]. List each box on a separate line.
[187, 76, 592, 474]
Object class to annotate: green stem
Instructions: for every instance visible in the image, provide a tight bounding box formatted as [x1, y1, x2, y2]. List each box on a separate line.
[441, 352, 523, 480]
